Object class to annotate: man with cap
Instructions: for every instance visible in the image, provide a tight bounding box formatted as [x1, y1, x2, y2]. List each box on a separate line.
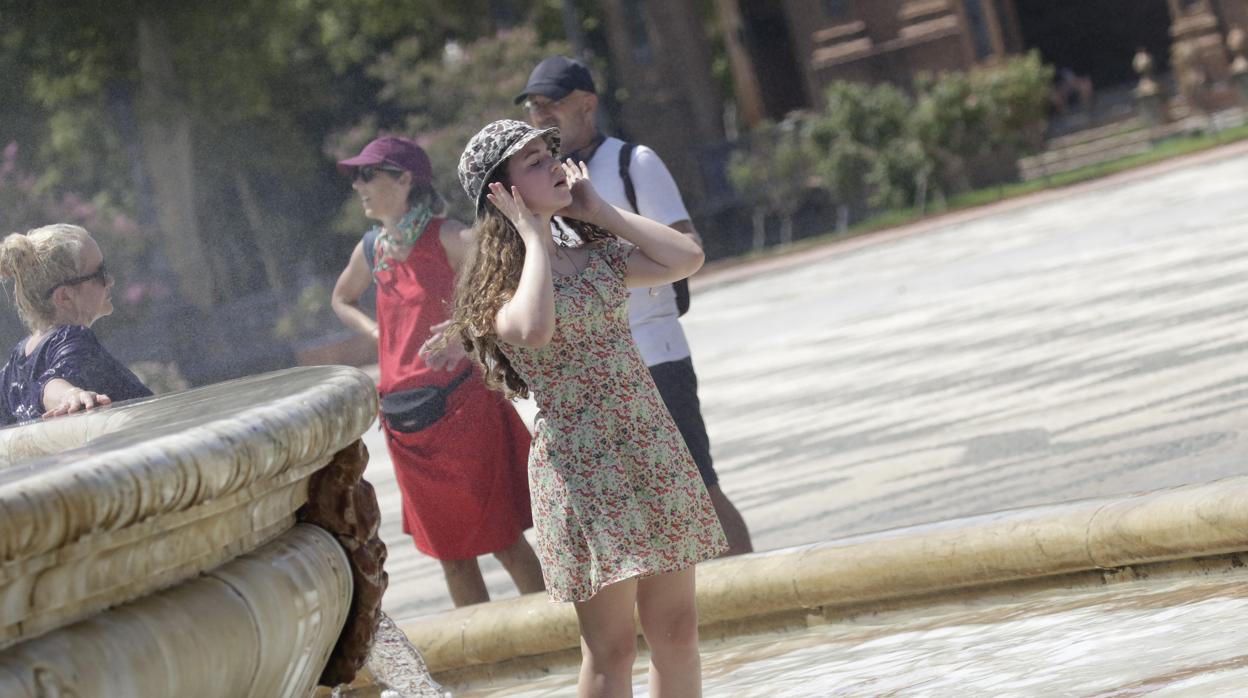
[331, 135, 546, 607]
[518, 56, 753, 556]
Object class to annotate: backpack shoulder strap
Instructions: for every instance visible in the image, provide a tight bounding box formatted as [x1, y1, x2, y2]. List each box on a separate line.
[361, 228, 380, 272]
[616, 141, 690, 315]
[618, 141, 638, 213]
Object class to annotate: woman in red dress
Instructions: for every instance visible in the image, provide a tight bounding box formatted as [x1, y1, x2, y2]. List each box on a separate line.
[331, 136, 543, 607]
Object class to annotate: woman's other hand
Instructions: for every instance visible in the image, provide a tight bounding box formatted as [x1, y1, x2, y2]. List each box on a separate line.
[418, 319, 467, 372]
[555, 160, 606, 224]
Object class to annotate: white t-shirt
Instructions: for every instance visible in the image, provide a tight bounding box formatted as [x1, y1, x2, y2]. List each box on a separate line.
[576, 137, 693, 366]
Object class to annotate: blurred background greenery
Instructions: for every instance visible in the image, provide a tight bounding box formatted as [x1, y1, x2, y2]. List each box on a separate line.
[2, 0, 1233, 387]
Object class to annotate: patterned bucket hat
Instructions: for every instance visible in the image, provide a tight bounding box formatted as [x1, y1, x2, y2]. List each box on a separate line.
[459, 119, 561, 216]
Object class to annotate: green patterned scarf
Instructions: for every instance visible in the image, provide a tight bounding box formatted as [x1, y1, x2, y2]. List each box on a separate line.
[372, 201, 435, 277]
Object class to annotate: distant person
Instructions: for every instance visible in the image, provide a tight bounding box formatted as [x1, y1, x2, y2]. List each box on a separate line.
[1052, 66, 1094, 115]
[0, 223, 151, 424]
[331, 136, 544, 607]
[453, 118, 726, 698]
[518, 55, 753, 556]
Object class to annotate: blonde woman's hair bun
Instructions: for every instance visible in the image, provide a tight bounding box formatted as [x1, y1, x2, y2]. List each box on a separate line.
[0, 224, 92, 331]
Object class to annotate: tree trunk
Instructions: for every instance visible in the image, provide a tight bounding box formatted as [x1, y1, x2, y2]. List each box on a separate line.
[136, 15, 216, 307]
[914, 170, 929, 213]
[751, 208, 767, 250]
[562, 0, 588, 60]
[779, 214, 793, 245]
[598, 0, 723, 208]
[646, 0, 724, 147]
[836, 204, 850, 234]
[232, 171, 287, 296]
[711, 0, 768, 130]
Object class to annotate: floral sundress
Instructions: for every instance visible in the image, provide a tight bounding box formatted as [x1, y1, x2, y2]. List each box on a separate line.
[501, 237, 727, 602]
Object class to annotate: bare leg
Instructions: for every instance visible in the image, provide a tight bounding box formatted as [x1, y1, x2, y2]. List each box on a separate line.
[637, 567, 701, 698]
[706, 485, 753, 556]
[439, 558, 489, 607]
[573, 578, 639, 698]
[493, 533, 546, 594]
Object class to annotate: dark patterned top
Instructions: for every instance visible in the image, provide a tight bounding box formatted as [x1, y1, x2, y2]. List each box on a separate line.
[0, 324, 152, 426]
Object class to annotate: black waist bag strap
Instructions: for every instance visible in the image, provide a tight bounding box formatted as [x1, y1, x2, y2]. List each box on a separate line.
[619, 141, 690, 316]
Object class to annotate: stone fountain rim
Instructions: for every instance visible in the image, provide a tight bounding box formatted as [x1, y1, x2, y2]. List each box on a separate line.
[0, 365, 378, 648]
[397, 474, 1248, 677]
[0, 365, 377, 557]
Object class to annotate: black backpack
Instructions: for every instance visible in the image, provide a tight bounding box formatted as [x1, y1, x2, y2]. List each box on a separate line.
[618, 142, 691, 316]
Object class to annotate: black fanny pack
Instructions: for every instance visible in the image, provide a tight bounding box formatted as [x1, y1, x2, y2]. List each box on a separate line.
[380, 368, 471, 433]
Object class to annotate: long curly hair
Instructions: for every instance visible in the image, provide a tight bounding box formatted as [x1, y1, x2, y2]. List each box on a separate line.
[447, 169, 612, 399]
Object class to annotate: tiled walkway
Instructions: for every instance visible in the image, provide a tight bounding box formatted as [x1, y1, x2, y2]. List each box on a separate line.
[370, 145, 1248, 624]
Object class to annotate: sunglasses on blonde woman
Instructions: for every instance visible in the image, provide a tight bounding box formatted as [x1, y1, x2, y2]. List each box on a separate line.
[45, 262, 110, 299]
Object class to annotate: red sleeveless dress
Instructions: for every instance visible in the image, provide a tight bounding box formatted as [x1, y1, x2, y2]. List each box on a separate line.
[375, 218, 533, 560]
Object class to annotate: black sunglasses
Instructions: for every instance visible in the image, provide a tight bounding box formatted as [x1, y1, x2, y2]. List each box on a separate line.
[45, 262, 110, 299]
[353, 165, 405, 183]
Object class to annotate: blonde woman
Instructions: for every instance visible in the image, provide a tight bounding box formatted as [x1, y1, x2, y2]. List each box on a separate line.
[0, 224, 150, 424]
[453, 120, 725, 697]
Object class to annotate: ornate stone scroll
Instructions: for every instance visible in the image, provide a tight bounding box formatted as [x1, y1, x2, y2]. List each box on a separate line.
[298, 438, 389, 686]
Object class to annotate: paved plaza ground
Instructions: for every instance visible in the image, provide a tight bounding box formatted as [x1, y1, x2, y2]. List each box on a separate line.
[366, 142, 1248, 623]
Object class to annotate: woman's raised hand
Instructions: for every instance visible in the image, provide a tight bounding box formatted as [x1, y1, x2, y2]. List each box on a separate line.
[486, 182, 544, 243]
[556, 159, 606, 224]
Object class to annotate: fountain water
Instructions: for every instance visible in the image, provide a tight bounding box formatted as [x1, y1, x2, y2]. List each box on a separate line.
[332, 613, 450, 698]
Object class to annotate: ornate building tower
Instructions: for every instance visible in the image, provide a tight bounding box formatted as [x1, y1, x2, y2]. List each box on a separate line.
[1167, 0, 1248, 111]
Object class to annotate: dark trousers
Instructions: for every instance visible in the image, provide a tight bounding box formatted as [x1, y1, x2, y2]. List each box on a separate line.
[648, 356, 717, 487]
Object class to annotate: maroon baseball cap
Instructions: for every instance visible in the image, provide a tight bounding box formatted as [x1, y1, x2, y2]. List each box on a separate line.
[336, 136, 433, 184]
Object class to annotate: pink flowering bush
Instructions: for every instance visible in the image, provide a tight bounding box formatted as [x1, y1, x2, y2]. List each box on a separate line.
[0, 140, 164, 324]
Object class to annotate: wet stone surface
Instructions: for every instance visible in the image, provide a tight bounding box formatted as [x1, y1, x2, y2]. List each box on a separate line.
[449, 565, 1248, 696]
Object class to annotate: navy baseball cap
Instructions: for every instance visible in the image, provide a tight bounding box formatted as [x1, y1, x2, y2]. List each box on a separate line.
[514, 56, 596, 105]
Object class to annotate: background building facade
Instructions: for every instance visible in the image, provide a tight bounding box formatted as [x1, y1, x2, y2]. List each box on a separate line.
[596, 0, 1248, 218]
[722, 0, 1247, 119]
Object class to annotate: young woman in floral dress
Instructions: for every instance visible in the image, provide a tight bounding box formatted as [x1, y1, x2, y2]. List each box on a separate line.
[452, 120, 726, 697]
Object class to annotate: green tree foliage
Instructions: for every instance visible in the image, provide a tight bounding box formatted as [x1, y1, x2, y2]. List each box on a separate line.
[975, 50, 1054, 158]
[808, 81, 927, 226]
[331, 27, 571, 224]
[912, 69, 987, 198]
[0, 0, 555, 308]
[727, 115, 816, 248]
[732, 53, 1052, 237]
[913, 51, 1052, 198]
[0, 0, 669, 378]
[0, 1, 136, 213]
